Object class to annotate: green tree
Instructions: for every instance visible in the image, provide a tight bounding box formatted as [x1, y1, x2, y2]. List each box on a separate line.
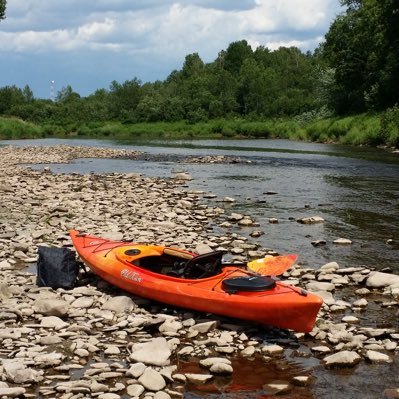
[181, 53, 205, 78]
[81, 89, 111, 121]
[22, 85, 34, 102]
[0, 85, 24, 114]
[108, 78, 142, 120]
[56, 85, 81, 103]
[222, 40, 253, 75]
[321, 0, 399, 113]
[0, 0, 6, 20]
[207, 65, 238, 116]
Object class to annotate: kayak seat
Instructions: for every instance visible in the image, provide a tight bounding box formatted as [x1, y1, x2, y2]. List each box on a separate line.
[181, 251, 224, 279]
[222, 276, 276, 294]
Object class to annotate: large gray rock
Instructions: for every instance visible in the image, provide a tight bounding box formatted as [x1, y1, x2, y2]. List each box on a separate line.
[102, 296, 135, 313]
[33, 299, 69, 316]
[2, 360, 44, 383]
[34, 352, 65, 367]
[138, 368, 166, 391]
[130, 337, 171, 366]
[366, 272, 399, 288]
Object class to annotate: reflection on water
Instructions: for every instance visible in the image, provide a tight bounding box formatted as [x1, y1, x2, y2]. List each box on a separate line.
[2, 137, 399, 272]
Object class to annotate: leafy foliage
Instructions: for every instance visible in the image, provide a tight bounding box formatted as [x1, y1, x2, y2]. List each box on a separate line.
[0, 0, 6, 20]
[0, 42, 322, 125]
[320, 0, 399, 113]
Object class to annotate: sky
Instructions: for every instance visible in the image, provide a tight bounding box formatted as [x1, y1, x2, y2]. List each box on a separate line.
[0, 0, 343, 99]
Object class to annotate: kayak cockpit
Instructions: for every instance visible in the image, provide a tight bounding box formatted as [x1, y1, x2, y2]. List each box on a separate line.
[117, 246, 225, 279]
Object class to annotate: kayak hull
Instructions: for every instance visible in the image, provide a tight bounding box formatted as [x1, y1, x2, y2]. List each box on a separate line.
[69, 230, 323, 332]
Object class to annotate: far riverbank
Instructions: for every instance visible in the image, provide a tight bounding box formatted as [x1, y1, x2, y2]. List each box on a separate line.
[1, 111, 398, 148]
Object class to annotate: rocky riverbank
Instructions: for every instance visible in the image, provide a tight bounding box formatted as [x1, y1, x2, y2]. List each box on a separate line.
[0, 145, 398, 399]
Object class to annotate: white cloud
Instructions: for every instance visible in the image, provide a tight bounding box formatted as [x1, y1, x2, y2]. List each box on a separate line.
[0, 0, 343, 97]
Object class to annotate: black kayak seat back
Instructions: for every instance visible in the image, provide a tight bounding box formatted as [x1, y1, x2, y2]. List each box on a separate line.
[222, 276, 276, 294]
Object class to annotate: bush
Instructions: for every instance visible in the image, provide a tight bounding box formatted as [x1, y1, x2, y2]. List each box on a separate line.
[0, 117, 42, 139]
[380, 105, 399, 147]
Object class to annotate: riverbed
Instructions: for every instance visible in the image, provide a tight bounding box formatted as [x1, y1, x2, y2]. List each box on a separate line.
[0, 139, 398, 399]
[3, 137, 398, 273]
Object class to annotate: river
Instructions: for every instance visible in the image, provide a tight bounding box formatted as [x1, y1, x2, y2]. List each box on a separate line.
[2, 137, 399, 273]
[1, 137, 399, 398]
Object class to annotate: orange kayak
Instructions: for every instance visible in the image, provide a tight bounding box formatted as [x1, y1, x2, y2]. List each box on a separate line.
[69, 230, 323, 332]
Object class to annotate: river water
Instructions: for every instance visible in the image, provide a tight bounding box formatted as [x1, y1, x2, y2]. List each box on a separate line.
[3, 137, 399, 273]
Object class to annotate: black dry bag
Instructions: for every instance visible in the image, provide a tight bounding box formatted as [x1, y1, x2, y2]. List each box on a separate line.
[36, 246, 80, 289]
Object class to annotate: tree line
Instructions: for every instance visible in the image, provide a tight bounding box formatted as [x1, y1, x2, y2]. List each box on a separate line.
[0, 0, 398, 141]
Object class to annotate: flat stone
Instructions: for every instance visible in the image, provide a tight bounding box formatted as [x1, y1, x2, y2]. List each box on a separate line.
[297, 216, 324, 224]
[185, 374, 213, 384]
[98, 394, 121, 399]
[126, 384, 145, 397]
[40, 316, 69, 330]
[70, 296, 94, 308]
[261, 344, 284, 356]
[307, 281, 335, 292]
[263, 380, 292, 395]
[365, 350, 392, 363]
[366, 272, 399, 288]
[126, 362, 146, 378]
[130, 337, 171, 366]
[292, 376, 311, 386]
[199, 357, 232, 368]
[209, 363, 233, 375]
[189, 321, 218, 334]
[333, 238, 352, 245]
[0, 387, 27, 397]
[154, 392, 172, 399]
[34, 299, 69, 317]
[102, 296, 135, 313]
[138, 368, 166, 391]
[322, 350, 362, 368]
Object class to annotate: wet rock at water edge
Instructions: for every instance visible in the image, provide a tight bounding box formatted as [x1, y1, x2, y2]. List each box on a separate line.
[263, 381, 293, 395]
[322, 351, 362, 368]
[333, 238, 353, 245]
[311, 240, 327, 247]
[297, 216, 325, 224]
[364, 350, 392, 363]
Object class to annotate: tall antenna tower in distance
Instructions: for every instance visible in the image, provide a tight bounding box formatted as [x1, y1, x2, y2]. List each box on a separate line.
[50, 80, 55, 101]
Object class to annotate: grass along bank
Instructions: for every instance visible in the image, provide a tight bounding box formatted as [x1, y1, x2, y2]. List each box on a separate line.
[0, 109, 398, 148]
